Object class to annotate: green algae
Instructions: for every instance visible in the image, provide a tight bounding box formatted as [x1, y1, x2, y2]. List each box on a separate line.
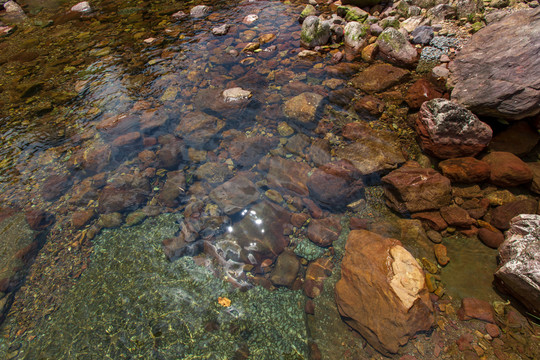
[3, 214, 308, 359]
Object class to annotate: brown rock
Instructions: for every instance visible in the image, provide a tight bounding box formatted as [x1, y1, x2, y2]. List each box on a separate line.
[341, 122, 371, 141]
[382, 163, 452, 214]
[528, 162, 540, 194]
[228, 135, 278, 168]
[262, 156, 311, 197]
[335, 230, 434, 355]
[291, 213, 309, 228]
[478, 228, 504, 249]
[440, 205, 475, 228]
[304, 257, 333, 298]
[405, 78, 443, 109]
[157, 170, 186, 208]
[461, 198, 490, 219]
[209, 175, 259, 215]
[97, 174, 150, 214]
[490, 199, 538, 230]
[71, 209, 95, 229]
[412, 211, 448, 231]
[433, 244, 449, 266]
[41, 174, 71, 201]
[307, 160, 364, 210]
[353, 95, 385, 118]
[25, 209, 53, 231]
[482, 151, 533, 187]
[157, 137, 185, 169]
[81, 143, 111, 174]
[111, 131, 141, 148]
[438, 157, 490, 184]
[175, 111, 225, 149]
[485, 323, 500, 338]
[457, 298, 495, 323]
[350, 63, 409, 93]
[269, 250, 300, 288]
[307, 217, 341, 247]
[489, 121, 539, 156]
[282, 92, 324, 129]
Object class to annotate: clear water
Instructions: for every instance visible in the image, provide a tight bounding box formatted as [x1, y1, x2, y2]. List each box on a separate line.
[0, 0, 535, 359]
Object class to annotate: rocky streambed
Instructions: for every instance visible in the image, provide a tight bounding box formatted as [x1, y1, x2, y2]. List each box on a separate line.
[0, 0, 539, 359]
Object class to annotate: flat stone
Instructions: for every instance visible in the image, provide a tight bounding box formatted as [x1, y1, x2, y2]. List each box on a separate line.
[209, 175, 260, 215]
[350, 63, 409, 93]
[282, 92, 324, 129]
[482, 151, 533, 187]
[438, 157, 490, 183]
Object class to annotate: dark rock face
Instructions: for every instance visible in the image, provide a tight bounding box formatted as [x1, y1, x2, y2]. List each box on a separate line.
[157, 170, 186, 208]
[495, 214, 540, 317]
[411, 25, 434, 45]
[478, 228, 504, 249]
[415, 98, 492, 159]
[489, 121, 539, 156]
[157, 137, 185, 170]
[482, 151, 533, 187]
[307, 160, 364, 210]
[382, 162, 452, 214]
[209, 175, 259, 215]
[335, 230, 434, 355]
[41, 174, 71, 201]
[269, 250, 300, 287]
[490, 199, 538, 230]
[450, 8, 540, 120]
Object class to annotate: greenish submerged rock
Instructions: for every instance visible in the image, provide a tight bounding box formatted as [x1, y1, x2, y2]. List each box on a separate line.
[2, 214, 307, 359]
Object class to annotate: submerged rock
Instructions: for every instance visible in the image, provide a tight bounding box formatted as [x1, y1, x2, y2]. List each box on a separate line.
[350, 63, 409, 93]
[209, 175, 259, 215]
[495, 214, 540, 317]
[450, 8, 540, 120]
[190, 5, 210, 18]
[282, 92, 324, 129]
[335, 230, 434, 355]
[415, 98, 492, 159]
[175, 111, 225, 150]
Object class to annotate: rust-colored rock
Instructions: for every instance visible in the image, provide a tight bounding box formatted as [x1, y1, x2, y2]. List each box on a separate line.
[304, 257, 333, 298]
[489, 121, 539, 156]
[482, 151, 533, 187]
[478, 228, 504, 249]
[405, 78, 443, 109]
[457, 297, 496, 323]
[335, 230, 434, 355]
[438, 157, 490, 184]
[307, 217, 341, 247]
[440, 205, 475, 228]
[433, 244, 449, 266]
[262, 156, 311, 197]
[490, 199, 538, 230]
[382, 162, 452, 214]
[412, 211, 448, 231]
[71, 209, 95, 229]
[350, 63, 409, 93]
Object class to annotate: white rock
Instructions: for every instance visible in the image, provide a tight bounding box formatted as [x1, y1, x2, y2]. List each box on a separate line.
[243, 14, 258, 25]
[212, 24, 230, 36]
[222, 87, 252, 102]
[190, 5, 210, 18]
[298, 50, 318, 58]
[71, 1, 92, 13]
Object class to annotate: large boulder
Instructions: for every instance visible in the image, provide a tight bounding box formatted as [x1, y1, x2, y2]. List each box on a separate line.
[376, 27, 418, 67]
[450, 9, 540, 120]
[382, 162, 452, 214]
[415, 98, 492, 159]
[335, 230, 434, 355]
[495, 214, 540, 317]
[300, 16, 331, 49]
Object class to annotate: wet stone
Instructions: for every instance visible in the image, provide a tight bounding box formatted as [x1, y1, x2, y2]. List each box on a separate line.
[157, 170, 186, 208]
[262, 156, 311, 198]
[269, 250, 300, 288]
[176, 111, 225, 150]
[227, 135, 278, 169]
[195, 162, 232, 185]
[282, 92, 324, 129]
[457, 297, 496, 323]
[490, 199, 538, 230]
[350, 63, 409, 93]
[157, 137, 185, 170]
[209, 175, 259, 215]
[307, 217, 341, 247]
[482, 151, 533, 188]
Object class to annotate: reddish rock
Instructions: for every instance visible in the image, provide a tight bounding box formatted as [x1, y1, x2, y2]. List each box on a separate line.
[111, 131, 141, 148]
[353, 95, 385, 117]
[335, 230, 434, 355]
[412, 211, 448, 231]
[478, 228, 504, 249]
[25, 209, 53, 231]
[302, 198, 324, 219]
[382, 162, 452, 214]
[282, 92, 324, 129]
[461, 198, 490, 219]
[440, 205, 475, 228]
[490, 199, 538, 230]
[482, 151, 533, 187]
[80, 143, 112, 174]
[262, 156, 311, 197]
[457, 298, 496, 323]
[71, 209, 95, 229]
[157, 137, 185, 170]
[528, 162, 540, 194]
[97, 174, 150, 214]
[489, 121, 539, 156]
[140, 108, 170, 133]
[433, 244, 449, 266]
[228, 135, 278, 168]
[416, 99, 492, 159]
[305, 299, 315, 315]
[304, 257, 333, 298]
[405, 78, 443, 109]
[175, 111, 225, 149]
[291, 213, 309, 228]
[307, 160, 364, 210]
[307, 217, 341, 247]
[350, 63, 409, 93]
[456, 333, 474, 351]
[209, 175, 259, 215]
[349, 217, 369, 230]
[485, 323, 501, 338]
[41, 174, 71, 201]
[438, 157, 490, 184]
[96, 113, 138, 135]
[341, 122, 371, 141]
